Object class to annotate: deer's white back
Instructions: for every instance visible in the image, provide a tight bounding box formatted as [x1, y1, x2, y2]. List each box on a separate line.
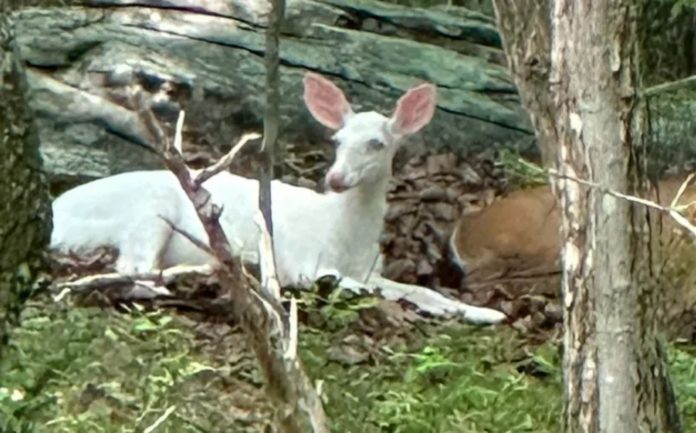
[51, 168, 386, 285]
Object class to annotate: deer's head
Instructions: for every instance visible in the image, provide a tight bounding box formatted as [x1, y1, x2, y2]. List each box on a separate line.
[303, 72, 437, 193]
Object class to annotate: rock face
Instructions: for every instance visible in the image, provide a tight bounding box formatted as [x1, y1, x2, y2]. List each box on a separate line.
[13, 0, 534, 185]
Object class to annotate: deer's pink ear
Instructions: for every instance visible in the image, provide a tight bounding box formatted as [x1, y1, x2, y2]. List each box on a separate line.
[303, 72, 353, 130]
[388, 83, 437, 136]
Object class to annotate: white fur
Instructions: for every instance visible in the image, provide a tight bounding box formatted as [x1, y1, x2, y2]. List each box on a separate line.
[51, 75, 506, 325]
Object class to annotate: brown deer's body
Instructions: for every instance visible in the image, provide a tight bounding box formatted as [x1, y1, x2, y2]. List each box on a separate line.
[450, 185, 561, 283]
[450, 178, 696, 286]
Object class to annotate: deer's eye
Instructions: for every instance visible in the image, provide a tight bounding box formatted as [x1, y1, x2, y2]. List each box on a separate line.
[367, 138, 384, 151]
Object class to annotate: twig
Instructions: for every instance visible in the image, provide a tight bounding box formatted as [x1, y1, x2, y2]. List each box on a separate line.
[137, 91, 169, 150]
[53, 264, 214, 294]
[284, 297, 298, 361]
[669, 172, 696, 209]
[363, 251, 381, 284]
[643, 74, 696, 97]
[143, 405, 176, 433]
[159, 215, 216, 258]
[254, 211, 282, 301]
[547, 168, 696, 239]
[172, 111, 185, 154]
[512, 156, 696, 237]
[194, 132, 262, 186]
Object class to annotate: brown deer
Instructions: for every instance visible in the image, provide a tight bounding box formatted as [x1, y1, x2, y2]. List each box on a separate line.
[450, 178, 696, 287]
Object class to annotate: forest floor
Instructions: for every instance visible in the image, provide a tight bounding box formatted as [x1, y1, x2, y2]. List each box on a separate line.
[7, 142, 696, 432]
[1, 290, 696, 433]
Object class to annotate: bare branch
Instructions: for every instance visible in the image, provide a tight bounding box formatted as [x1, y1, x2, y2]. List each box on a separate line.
[254, 211, 282, 300]
[258, 0, 286, 239]
[124, 72, 327, 432]
[284, 297, 298, 361]
[195, 132, 262, 186]
[146, 107, 326, 433]
[53, 264, 214, 295]
[547, 168, 696, 239]
[643, 74, 696, 97]
[363, 251, 381, 284]
[136, 91, 169, 151]
[172, 111, 185, 154]
[670, 172, 696, 209]
[509, 156, 696, 237]
[158, 215, 216, 258]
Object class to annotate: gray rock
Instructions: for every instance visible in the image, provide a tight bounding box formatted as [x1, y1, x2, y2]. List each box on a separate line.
[13, 0, 535, 185]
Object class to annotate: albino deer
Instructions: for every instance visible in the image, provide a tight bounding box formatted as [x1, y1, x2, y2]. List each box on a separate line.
[450, 179, 696, 285]
[51, 72, 506, 324]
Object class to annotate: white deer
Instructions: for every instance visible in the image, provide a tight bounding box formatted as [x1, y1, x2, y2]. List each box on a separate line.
[50, 72, 506, 324]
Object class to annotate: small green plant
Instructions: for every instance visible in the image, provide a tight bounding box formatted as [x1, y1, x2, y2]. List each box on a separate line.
[498, 149, 549, 189]
[290, 279, 379, 331]
[410, 345, 458, 374]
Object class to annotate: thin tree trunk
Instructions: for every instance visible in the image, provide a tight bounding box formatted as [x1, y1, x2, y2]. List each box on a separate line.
[0, 7, 52, 355]
[492, 1, 682, 432]
[258, 0, 285, 237]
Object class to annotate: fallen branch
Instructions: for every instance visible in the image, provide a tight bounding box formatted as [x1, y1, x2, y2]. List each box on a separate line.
[53, 264, 214, 300]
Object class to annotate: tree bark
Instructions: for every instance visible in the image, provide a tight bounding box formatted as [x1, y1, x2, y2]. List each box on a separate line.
[489, 0, 557, 168]
[0, 6, 52, 355]
[492, 1, 682, 432]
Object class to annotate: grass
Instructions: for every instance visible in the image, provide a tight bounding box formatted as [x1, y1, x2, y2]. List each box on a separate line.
[0, 301, 270, 433]
[1, 295, 696, 433]
[301, 323, 562, 433]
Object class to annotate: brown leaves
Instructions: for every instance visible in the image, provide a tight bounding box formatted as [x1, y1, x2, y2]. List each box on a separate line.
[380, 152, 505, 287]
[380, 152, 567, 339]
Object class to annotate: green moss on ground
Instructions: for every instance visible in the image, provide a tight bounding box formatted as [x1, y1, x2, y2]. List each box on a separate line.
[1, 298, 695, 432]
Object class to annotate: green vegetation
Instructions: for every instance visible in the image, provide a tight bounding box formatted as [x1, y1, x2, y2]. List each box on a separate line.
[2, 294, 696, 433]
[0, 300, 278, 433]
[498, 149, 548, 189]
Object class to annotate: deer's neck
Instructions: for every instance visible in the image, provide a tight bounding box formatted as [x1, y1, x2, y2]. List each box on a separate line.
[338, 176, 391, 223]
[323, 176, 391, 279]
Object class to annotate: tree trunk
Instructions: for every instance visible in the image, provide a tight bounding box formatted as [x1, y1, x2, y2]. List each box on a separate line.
[259, 0, 286, 238]
[489, 0, 557, 168]
[492, 1, 682, 432]
[0, 8, 52, 355]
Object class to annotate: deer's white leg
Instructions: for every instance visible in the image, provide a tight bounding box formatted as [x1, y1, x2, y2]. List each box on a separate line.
[115, 219, 172, 275]
[335, 273, 506, 325]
